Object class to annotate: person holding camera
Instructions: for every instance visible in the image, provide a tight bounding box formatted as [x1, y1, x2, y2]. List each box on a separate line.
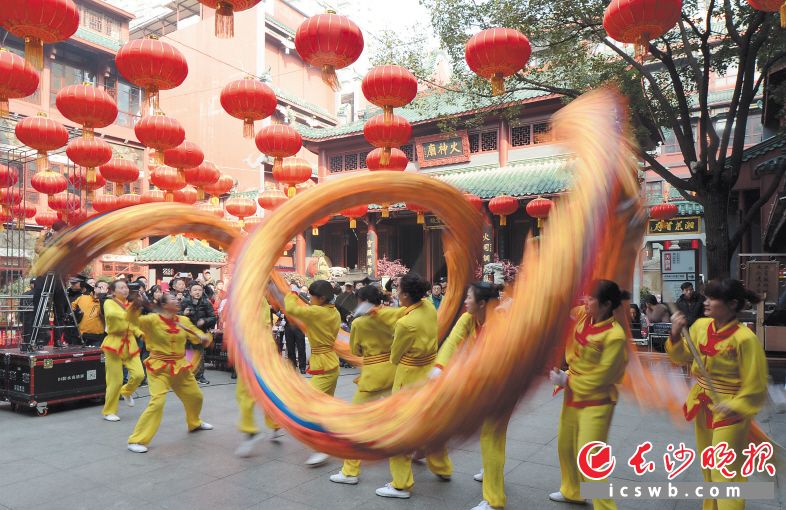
[180, 282, 216, 385]
[71, 280, 105, 347]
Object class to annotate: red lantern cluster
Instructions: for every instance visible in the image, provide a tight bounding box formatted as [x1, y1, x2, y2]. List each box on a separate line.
[274, 157, 312, 197]
[100, 158, 139, 196]
[341, 205, 368, 229]
[0, 49, 39, 116]
[68, 166, 106, 197]
[257, 187, 287, 210]
[164, 140, 204, 182]
[173, 185, 198, 205]
[195, 201, 224, 218]
[115, 37, 188, 114]
[135, 111, 185, 165]
[197, 0, 262, 38]
[66, 137, 113, 187]
[294, 11, 364, 89]
[488, 195, 518, 226]
[464, 193, 484, 213]
[203, 173, 234, 205]
[525, 196, 553, 228]
[184, 160, 220, 200]
[362, 65, 417, 124]
[48, 192, 81, 217]
[255, 124, 302, 176]
[465, 28, 531, 96]
[220, 77, 277, 138]
[364, 114, 412, 166]
[35, 208, 58, 228]
[141, 189, 166, 204]
[117, 193, 142, 209]
[92, 194, 118, 214]
[150, 166, 186, 202]
[650, 202, 678, 229]
[0, 165, 19, 189]
[0, 0, 79, 69]
[224, 195, 256, 228]
[15, 113, 69, 176]
[603, 0, 682, 59]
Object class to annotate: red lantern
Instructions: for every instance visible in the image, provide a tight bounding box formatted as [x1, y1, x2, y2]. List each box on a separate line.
[0, 188, 23, 207]
[747, 0, 786, 27]
[31, 170, 67, 196]
[650, 202, 678, 229]
[603, 0, 682, 58]
[0, 48, 39, 116]
[257, 187, 287, 210]
[311, 215, 330, 236]
[341, 205, 368, 229]
[173, 185, 198, 205]
[464, 193, 484, 213]
[91, 194, 118, 214]
[224, 195, 256, 228]
[203, 173, 234, 205]
[273, 157, 312, 197]
[141, 189, 166, 204]
[59, 207, 88, 226]
[364, 114, 412, 166]
[135, 111, 185, 165]
[244, 215, 264, 231]
[465, 28, 532, 96]
[283, 238, 295, 255]
[55, 83, 117, 136]
[11, 203, 36, 220]
[35, 208, 58, 228]
[489, 195, 518, 226]
[367, 147, 408, 171]
[294, 10, 364, 89]
[66, 137, 113, 186]
[405, 203, 428, 224]
[15, 113, 69, 172]
[196, 0, 262, 38]
[362, 65, 418, 124]
[255, 124, 302, 175]
[196, 201, 224, 218]
[68, 167, 106, 196]
[150, 166, 186, 202]
[117, 193, 142, 209]
[48, 192, 80, 212]
[220, 77, 277, 138]
[525, 196, 553, 228]
[184, 160, 220, 200]
[0, 0, 79, 69]
[115, 36, 188, 114]
[0, 164, 20, 188]
[100, 158, 139, 196]
[164, 140, 204, 185]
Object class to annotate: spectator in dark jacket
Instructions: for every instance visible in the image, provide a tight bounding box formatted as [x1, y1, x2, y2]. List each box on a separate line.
[180, 282, 216, 384]
[675, 282, 705, 326]
[335, 283, 357, 323]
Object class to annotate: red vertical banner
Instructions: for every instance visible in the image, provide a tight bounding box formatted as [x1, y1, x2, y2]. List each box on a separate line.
[481, 218, 494, 266]
[367, 224, 378, 277]
[296, 234, 306, 274]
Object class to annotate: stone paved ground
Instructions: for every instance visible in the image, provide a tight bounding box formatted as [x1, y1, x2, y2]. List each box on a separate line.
[0, 366, 784, 510]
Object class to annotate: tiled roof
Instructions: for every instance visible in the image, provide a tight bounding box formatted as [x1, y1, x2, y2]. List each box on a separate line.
[75, 27, 122, 51]
[298, 89, 556, 141]
[741, 134, 786, 162]
[271, 85, 335, 121]
[135, 235, 226, 264]
[265, 14, 295, 37]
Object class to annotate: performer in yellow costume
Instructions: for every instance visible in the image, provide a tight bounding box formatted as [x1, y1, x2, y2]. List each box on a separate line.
[100, 280, 144, 422]
[235, 295, 283, 458]
[376, 272, 453, 500]
[330, 284, 396, 484]
[668, 278, 768, 510]
[430, 282, 508, 510]
[549, 280, 629, 510]
[283, 280, 341, 466]
[126, 292, 214, 453]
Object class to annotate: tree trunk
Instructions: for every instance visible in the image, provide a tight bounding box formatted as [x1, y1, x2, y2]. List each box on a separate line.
[701, 188, 732, 279]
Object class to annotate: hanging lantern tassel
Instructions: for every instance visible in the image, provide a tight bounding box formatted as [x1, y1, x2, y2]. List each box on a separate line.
[383, 106, 393, 125]
[349, 218, 357, 229]
[177, 168, 184, 182]
[321, 65, 339, 90]
[0, 98, 9, 117]
[86, 168, 96, 185]
[151, 149, 164, 166]
[36, 151, 48, 172]
[380, 147, 391, 166]
[238, 219, 245, 229]
[141, 87, 160, 116]
[165, 192, 174, 202]
[201, 239, 208, 246]
[215, 1, 235, 38]
[312, 226, 319, 236]
[417, 212, 424, 224]
[24, 36, 44, 70]
[243, 118, 254, 138]
[381, 204, 390, 218]
[537, 217, 544, 228]
[210, 195, 219, 205]
[197, 189, 205, 201]
[500, 214, 507, 226]
[491, 72, 505, 96]
[781, 3, 786, 28]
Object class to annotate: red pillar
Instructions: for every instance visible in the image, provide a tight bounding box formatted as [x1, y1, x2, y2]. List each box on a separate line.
[499, 119, 510, 168]
[296, 233, 306, 274]
[317, 149, 328, 182]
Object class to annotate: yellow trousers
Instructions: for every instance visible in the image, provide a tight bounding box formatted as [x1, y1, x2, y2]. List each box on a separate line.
[102, 352, 144, 416]
[236, 376, 278, 434]
[557, 402, 617, 510]
[695, 408, 749, 510]
[310, 368, 339, 396]
[127, 369, 204, 445]
[341, 388, 390, 477]
[480, 415, 511, 508]
[389, 448, 452, 490]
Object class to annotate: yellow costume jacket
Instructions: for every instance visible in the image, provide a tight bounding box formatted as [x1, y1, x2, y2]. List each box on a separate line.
[128, 307, 207, 376]
[666, 318, 767, 428]
[391, 299, 439, 388]
[285, 293, 340, 374]
[564, 307, 627, 407]
[101, 298, 141, 358]
[350, 314, 396, 393]
[72, 294, 104, 335]
[434, 312, 477, 369]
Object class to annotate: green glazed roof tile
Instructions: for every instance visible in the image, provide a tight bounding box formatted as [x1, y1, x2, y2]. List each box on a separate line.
[265, 14, 296, 37]
[135, 235, 226, 264]
[75, 27, 122, 51]
[741, 134, 786, 162]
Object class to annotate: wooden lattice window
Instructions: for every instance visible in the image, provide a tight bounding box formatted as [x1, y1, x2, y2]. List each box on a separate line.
[400, 144, 415, 161]
[329, 155, 343, 172]
[511, 124, 531, 147]
[533, 122, 553, 144]
[359, 151, 369, 169]
[481, 130, 498, 151]
[468, 133, 480, 153]
[344, 153, 358, 171]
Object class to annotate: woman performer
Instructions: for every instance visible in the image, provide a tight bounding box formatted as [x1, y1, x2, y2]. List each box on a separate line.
[126, 292, 213, 453]
[668, 278, 768, 510]
[283, 279, 341, 466]
[100, 280, 145, 422]
[429, 282, 507, 510]
[330, 284, 397, 484]
[549, 280, 629, 509]
[376, 272, 453, 500]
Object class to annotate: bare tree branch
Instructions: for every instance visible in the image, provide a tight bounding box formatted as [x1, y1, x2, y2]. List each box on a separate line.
[724, 0, 742, 43]
[640, 151, 698, 193]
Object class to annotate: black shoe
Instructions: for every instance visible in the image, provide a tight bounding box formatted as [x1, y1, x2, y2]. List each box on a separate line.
[300, 369, 306, 374]
[198, 378, 210, 385]
[230, 372, 237, 379]
[139, 380, 148, 387]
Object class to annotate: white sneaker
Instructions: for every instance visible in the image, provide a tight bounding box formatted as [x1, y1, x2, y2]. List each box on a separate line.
[548, 491, 586, 504]
[470, 501, 493, 510]
[125, 394, 135, 407]
[103, 414, 120, 422]
[192, 422, 213, 431]
[473, 469, 484, 482]
[305, 452, 329, 466]
[127, 443, 148, 453]
[436, 473, 451, 481]
[270, 428, 284, 441]
[375, 483, 411, 499]
[235, 434, 264, 458]
[329, 471, 359, 485]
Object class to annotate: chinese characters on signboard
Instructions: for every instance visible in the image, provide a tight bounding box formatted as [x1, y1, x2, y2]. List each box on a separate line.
[648, 216, 701, 234]
[366, 229, 378, 277]
[482, 222, 494, 265]
[745, 261, 779, 301]
[415, 130, 471, 168]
